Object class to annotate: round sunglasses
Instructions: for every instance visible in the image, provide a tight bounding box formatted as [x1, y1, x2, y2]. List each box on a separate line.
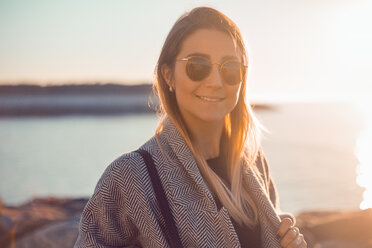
[176, 56, 247, 85]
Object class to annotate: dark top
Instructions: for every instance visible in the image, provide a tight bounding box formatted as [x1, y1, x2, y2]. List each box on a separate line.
[207, 156, 262, 248]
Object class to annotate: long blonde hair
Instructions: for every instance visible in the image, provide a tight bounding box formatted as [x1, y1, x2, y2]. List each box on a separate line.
[153, 7, 262, 228]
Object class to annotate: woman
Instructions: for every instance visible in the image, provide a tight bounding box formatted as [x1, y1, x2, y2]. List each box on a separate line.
[75, 7, 307, 248]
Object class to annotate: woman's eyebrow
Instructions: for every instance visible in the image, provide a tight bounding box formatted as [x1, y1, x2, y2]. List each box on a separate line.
[184, 53, 239, 61]
[185, 52, 210, 58]
[222, 55, 239, 61]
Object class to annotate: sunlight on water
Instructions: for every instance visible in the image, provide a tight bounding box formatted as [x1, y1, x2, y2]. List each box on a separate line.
[355, 99, 372, 209]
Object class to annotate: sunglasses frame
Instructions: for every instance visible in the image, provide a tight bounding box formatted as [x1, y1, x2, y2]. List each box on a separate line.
[176, 55, 248, 85]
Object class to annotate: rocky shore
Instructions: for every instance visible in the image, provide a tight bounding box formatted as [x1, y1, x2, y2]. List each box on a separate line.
[1, 197, 371, 248]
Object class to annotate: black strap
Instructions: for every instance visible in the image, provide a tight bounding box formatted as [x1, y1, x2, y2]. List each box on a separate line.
[136, 149, 183, 248]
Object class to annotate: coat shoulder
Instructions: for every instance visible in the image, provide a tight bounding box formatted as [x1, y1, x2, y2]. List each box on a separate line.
[99, 136, 162, 188]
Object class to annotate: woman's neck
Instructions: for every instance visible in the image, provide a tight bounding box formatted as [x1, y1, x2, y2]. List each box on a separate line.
[184, 118, 224, 160]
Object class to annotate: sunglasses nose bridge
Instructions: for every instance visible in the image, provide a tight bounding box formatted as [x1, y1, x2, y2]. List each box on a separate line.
[210, 62, 223, 72]
[205, 62, 224, 86]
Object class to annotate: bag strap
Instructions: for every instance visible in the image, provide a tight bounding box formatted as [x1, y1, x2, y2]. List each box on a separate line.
[136, 149, 183, 248]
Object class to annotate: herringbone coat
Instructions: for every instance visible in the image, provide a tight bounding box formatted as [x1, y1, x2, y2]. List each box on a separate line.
[75, 118, 294, 248]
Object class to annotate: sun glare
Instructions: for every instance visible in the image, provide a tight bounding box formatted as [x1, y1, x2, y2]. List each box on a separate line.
[355, 99, 372, 210]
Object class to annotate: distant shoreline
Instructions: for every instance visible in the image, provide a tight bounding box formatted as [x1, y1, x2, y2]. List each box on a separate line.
[0, 83, 273, 117]
[0, 83, 153, 95]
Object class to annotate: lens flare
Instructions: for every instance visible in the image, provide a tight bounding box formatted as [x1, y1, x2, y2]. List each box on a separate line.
[355, 99, 372, 210]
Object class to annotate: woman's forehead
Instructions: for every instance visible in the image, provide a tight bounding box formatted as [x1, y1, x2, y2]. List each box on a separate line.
[178, 29, 241, 60]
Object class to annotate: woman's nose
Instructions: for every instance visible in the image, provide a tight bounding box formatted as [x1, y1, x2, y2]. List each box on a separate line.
[204, 64, 223, 88]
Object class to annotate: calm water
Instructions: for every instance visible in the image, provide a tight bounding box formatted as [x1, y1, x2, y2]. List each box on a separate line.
[0, 102, 366, 214]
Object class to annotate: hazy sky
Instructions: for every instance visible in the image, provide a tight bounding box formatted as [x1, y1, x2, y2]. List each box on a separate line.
[0, 0, 371, 101]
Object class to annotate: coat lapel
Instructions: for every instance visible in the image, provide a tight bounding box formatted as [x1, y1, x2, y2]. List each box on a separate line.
[160, 118, 217, 211]
[244, 164, 282, 248]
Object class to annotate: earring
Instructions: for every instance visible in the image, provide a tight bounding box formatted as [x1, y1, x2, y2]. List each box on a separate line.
[169, 86, 173, 92]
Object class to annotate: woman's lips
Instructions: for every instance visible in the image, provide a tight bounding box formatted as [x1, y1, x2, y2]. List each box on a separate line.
[196, 95, 225, 102]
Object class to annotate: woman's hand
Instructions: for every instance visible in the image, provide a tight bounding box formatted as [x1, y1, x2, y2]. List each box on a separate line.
[277, 218, 307, 248]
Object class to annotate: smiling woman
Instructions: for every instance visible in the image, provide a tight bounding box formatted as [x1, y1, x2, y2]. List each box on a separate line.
[161, 29, 243, 137]
[74, 7, 307, 248]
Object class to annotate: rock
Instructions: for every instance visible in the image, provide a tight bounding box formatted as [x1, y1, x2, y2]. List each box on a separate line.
[296, 209, 372, 248]
[0, 197, 88, 248]
[312, 240, 372, 248]
[9, 219, 79, 248]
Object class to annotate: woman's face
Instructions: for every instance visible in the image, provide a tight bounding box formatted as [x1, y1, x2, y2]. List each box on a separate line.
[172, 29, 243, 126]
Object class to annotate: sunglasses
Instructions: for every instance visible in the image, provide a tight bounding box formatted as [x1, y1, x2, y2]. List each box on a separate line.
[176, 56, 247, 85]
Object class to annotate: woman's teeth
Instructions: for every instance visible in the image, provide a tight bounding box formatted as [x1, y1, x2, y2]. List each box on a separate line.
[197, 96, 223, 102]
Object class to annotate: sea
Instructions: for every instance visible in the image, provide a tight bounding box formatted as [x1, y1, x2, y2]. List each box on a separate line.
[0, 102, 369, 215]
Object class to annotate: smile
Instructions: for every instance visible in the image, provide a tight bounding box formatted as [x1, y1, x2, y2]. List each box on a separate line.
[196, 95, 224, 102]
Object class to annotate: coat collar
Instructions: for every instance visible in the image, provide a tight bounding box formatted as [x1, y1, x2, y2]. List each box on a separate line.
[160, 117, 282, 247]
[243, 162, 282, 247]
[160, 118, 217, 211]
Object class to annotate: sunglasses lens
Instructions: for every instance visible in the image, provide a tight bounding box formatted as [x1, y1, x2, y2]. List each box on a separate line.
[186, 57, 211, 81]
[221, 61, 243, 85]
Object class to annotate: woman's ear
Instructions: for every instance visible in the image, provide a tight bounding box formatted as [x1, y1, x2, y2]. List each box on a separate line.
[161, 64, 173, 88]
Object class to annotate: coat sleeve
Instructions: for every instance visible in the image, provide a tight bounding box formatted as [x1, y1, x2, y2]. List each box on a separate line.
[74, 159, 141, 248]
[256, 151, 296, 225]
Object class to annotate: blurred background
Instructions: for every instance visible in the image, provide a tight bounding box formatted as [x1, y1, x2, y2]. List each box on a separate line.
[0, 0, 371, 216]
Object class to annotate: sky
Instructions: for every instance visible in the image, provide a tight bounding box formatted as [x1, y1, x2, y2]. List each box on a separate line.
[0, 0, 371, 101]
